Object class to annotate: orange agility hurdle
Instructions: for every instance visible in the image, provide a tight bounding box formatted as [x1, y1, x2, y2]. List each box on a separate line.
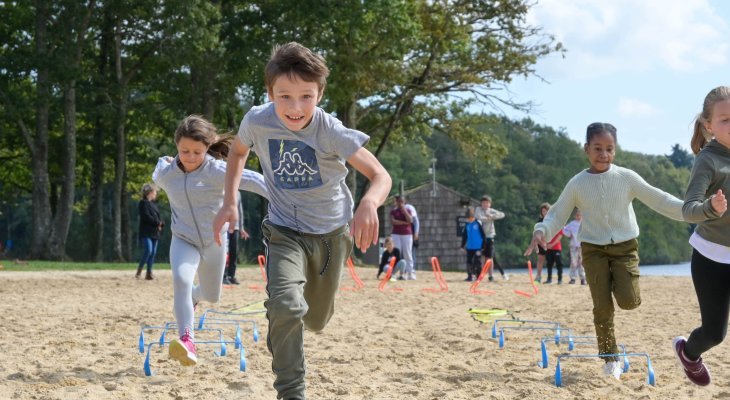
[512, 260, 539, 297]
[470, 259, 496, 295]
[422, 257, 449, 292]
[248, 255, 268, 291]
[378, 256, 403, 292]
[341, 258, 365, 291]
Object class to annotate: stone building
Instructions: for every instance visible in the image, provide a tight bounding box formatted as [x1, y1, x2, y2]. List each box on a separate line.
[363, 182, 480, 272]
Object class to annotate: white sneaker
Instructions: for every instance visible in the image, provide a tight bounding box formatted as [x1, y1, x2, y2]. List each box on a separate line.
[407, 272, 417, 280]
[602, 361, 622, 380]
[502, 274, 509, 281]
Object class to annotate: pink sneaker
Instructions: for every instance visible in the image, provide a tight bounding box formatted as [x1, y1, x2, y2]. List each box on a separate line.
[673, 336, 711, 386]
[169, 329, 197, 366]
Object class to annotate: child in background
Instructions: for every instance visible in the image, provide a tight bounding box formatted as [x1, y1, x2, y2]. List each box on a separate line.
[563, 210, 586, 285]
[543, 228, 564, 284]
[212, 42, 391, 399]
[475, 195, 508, 281]
[378, 236, 405, 280]
[153, 115, 268, 367]
[673, 86, 730, 387]
[533, 203, 550, 283]
[460, 207, 487, 282]
[524, 122, 684, 380]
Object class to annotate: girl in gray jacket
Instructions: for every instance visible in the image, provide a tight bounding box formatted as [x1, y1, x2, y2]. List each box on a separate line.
[153, 115, 268, 367]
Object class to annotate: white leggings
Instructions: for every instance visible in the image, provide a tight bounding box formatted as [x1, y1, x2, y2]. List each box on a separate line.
[170, 236, 227, 339]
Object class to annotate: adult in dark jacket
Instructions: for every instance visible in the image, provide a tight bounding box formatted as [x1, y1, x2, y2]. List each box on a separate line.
[137, 183, 163, 280]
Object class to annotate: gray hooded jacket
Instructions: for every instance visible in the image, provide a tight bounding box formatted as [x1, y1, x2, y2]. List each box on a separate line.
[153, 154, 268, 248]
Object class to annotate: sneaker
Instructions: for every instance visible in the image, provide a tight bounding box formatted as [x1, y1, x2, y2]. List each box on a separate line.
[602, 361, 622, 380]
[557, 279, 562, 285]
[488, 276, 494, 282]
[569, 279, 576, 284]
[502, 274, 509, 281]
[228, 276, 240, 285]
[407, 272, 416, 280]
[169, 329, 197, 366]
[673, 336, 711, 386]
[222, 276, 232, 285]
[397, 275, 405, 281]
[544, 279, 552, 284]
[534, 276, 541, 284]
[581, 279, 587, 285]
[464, 276, 473, 282]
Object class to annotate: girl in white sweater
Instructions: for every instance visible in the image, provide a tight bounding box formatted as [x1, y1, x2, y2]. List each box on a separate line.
[524, 122, 685, 380]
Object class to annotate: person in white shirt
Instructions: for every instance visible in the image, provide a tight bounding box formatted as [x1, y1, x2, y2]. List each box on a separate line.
[474, 195, 508, 281]
[524, 122, 685, 381]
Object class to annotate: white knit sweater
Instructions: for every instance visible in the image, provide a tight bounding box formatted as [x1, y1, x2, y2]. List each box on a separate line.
[535, 164, 684, 246]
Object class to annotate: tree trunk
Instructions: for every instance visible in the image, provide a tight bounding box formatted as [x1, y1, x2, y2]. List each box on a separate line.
[29, 0, 51, 259]
[89, 11, 112, 261]
[47, 84, 78, 260]
[111, 27, 128, 261]
[122, 182, 131, 261]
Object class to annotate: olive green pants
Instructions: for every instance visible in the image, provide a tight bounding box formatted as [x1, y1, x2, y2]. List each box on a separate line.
[262, 220, 353, 400]
[582, 239, 641, 361]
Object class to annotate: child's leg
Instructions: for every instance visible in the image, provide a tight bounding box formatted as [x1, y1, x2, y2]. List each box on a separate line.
[545, 251, 555, 281]
[262, 222, 310, 399]
[569, 247, 580, 279]
[607, 239, 641, 311]
[581, 243, 619, 361]
[169, 236, 201, 339]
[301, 225, 352, 332]
[685, 250, 730, 359]
[465, 250, 476, 278]
[193, 241, 227, 304]
[555, 251, 563, 282]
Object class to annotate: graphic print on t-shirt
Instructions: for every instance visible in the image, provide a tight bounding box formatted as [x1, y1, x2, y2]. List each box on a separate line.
[269, 139, 322, 190]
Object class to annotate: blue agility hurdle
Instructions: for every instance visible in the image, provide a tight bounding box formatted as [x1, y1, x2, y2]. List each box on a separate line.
[538, 335, 629, 372]
[139, 322, 244, 353]
[554, 352, 655, 387]
[143, 339, 246, 376]
[491, 319, 562, 341]
[197, 310, 261, 342]
[496, 324, 567, 349]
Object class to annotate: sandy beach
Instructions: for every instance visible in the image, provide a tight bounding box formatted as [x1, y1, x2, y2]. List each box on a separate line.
[1, 265, 728, 399]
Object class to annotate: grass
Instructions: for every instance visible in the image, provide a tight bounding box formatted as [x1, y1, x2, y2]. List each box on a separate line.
[0, 260, 257, 272]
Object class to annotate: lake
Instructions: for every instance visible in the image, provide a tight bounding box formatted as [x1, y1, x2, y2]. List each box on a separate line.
[503, 261, 692, 277]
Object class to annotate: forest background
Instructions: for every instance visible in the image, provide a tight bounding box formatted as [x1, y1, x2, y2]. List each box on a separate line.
[0, 0, 694, 268]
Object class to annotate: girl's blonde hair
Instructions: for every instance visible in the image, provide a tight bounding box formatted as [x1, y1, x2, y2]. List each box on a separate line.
[174, 115, 233, 160]
[691, 86, 730, 154]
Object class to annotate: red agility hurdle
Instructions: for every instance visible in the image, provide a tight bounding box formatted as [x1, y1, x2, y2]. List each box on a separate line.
[513, 260, 539, 297]
[341, 258, 365, 291]
[248, 255, 268, 291]
[422, 257, 449, 292]
[470, 259, 496, 295]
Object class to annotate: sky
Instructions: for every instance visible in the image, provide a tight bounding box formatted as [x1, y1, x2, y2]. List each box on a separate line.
[499, 0, 730, 156]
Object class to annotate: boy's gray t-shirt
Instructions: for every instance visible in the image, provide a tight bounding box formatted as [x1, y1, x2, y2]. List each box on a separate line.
[237, 103, 369, 234]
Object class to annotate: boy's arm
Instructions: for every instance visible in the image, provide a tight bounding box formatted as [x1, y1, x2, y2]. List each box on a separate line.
[212, 136, 250, 246]
[347, 147, 392, 252]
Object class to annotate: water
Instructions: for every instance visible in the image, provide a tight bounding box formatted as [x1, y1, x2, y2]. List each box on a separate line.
[638, 262, 691, 276]
[504, 261, 692, 277]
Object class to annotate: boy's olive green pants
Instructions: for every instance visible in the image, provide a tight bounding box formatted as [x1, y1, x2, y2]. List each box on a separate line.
[581, 239, 641, 362]
[262, 220, 353, 400]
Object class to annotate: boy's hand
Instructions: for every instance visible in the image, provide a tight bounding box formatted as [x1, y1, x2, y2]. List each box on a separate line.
[213, 203, 238, 247]
[523, 231, 546, 256]
[711, 189, 727, 215]
[351, 198, 379, 252]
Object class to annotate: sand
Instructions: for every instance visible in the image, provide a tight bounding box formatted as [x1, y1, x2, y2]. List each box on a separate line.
[1, 266, 728, 399]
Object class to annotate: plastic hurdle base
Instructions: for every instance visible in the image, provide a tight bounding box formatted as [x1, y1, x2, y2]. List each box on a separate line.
[554, 352, 655, 387]
[538, 335, 629, 372]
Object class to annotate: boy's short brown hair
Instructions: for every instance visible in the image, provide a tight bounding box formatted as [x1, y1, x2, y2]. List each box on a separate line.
[265, 42, 330, 94]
